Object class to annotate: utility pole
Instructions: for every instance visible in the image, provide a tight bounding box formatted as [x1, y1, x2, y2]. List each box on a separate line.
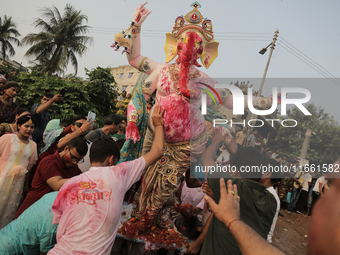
[247, 30, 279, 132]
[299, 129, 312, 167]
[258, 29, 279, 96]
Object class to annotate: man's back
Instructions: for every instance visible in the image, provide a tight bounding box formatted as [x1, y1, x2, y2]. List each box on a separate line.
[0, 192, 58, 255]
[49, 157, 145, 255]
[201, 178, 277, 255]
[247, 134, 256, 147]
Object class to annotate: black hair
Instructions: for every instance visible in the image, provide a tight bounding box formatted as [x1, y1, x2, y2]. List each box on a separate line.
[104, 114, 122, 126]
[90, 136, 121, 163]
[67, 137, 88, 156]
[267, 158, 281, 184]
[2, 81, 21, 91]
[230, 147, 267, 181]
[17, 114, 36, 129]
[115, 139, 126, 150]
[120, 115, 127, 123]
[16, 108, 30, 116]
[72, 115, 87, 125]
[43, 92, 54, 98]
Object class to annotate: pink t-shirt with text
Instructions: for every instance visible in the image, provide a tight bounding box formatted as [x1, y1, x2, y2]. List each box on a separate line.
[48, 157, 145, 255]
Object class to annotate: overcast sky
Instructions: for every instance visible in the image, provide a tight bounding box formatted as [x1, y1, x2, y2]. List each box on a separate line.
[5, 0, 340, 121]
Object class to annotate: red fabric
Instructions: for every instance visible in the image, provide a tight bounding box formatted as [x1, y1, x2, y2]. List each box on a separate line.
[15, 150, 81, 218]
[25, 124, 73, 191]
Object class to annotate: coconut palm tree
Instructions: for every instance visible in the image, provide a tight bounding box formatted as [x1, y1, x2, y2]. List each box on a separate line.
[22, 4, 92, 75]
[0, 16, 21, 60]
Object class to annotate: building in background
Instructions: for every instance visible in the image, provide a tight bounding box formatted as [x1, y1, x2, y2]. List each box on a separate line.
[0, 51, 28, 73]
[110, 65, 148, 95]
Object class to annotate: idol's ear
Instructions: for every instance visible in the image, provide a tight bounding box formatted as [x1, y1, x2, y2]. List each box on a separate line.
[201, 40, 219, 69]
[164, 33, 178, 63]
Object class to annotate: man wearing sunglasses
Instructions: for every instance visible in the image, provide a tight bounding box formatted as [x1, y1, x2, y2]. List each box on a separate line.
[57, 115, 95, 150]
[15, 137, 88, 218]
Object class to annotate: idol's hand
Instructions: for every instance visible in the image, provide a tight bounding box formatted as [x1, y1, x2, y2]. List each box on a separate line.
[133, 1, 152, 26]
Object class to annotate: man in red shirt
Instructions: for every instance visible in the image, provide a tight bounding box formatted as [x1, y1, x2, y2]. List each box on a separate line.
[15, 137, 87, 218]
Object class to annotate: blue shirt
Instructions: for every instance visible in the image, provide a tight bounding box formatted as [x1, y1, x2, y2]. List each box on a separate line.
[0, 192, 58, 254]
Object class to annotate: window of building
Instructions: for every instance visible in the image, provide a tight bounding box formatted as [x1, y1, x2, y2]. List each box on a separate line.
[127, 72, 133, 79]
[119, 73, 124, 78]
[122, 86, 127, 92]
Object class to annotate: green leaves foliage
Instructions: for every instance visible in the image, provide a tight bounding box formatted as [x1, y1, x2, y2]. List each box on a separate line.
[0, 15, 21, 59]
[275, 103, 340, 165]
[22, 4, 92, 75]
[13, 66, 118, 128]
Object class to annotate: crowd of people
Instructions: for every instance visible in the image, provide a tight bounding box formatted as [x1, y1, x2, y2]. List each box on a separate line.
[0, 76, 338, 255]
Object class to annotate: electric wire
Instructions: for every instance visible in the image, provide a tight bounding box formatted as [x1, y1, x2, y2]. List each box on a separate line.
[277, 41, 340, 88]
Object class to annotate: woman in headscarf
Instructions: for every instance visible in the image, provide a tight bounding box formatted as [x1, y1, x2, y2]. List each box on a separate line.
[40, 119, 64, 155]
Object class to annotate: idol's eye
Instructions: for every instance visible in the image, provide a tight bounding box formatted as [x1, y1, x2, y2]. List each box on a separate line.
[180, 37, 184, 42]
[197, 41, 202, 45]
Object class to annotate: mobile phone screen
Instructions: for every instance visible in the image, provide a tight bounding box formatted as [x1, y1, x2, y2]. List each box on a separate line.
[60, 89, 66, 97]
[87, 111, 96, 125]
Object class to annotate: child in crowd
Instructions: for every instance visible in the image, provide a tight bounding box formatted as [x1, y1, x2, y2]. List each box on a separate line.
[0, 115, 38, 229]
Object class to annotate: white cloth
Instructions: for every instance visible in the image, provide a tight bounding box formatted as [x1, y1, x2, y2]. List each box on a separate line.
[216, 150, 230, 164]
[77, 142, 92, 173]
[266, 186, 280, 243]
[302, 173, 312, 192]
[313, 176, 326, 192]
[48, 157, 145, 255]
[271, 153, 278, 159]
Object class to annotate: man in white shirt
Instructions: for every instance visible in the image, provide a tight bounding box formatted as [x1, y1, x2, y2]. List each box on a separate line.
[48, 106, 164, 255]
[261, 158, 281, 243]
[296, 169, 312, 214]
[311, 174, 327, 214]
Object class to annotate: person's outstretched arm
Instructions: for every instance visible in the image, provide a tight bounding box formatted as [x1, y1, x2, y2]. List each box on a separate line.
[201, 129, 226, 176]
[205, 179, 285, 255]
[143, 105, 164, 168]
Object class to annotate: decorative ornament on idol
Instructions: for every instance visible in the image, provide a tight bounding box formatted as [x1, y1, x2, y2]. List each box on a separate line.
[164, 2, 219, 69]
[171, 2, 214, 42]
[217, 126, 232, 144]
[112, 21, 141, 54]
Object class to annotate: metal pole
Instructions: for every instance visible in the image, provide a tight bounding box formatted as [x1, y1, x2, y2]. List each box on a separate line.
[258, 29, 279, 96]
[300, 129, 312, 159]
[248, 30, 279, 131]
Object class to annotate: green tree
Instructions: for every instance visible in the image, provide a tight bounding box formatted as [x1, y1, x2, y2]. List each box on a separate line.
[84, 66, 118, 119]
[22, 4, 92, 75]
[0, 15, 21, 60]
[275, 103, 340, 165]
[13, 66, 118, 127]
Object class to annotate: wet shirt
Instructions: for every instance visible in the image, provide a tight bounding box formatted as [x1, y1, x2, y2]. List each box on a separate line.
[49, 157, 145, 255]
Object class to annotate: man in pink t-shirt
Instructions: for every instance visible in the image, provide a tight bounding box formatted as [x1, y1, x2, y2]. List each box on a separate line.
[48, 106, 165, 255]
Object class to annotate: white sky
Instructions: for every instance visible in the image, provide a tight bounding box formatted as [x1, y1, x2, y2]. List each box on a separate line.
[5, 0, 340, 121]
